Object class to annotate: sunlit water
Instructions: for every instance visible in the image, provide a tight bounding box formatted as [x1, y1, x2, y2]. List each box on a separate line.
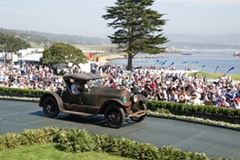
[111, 50, 240, 75]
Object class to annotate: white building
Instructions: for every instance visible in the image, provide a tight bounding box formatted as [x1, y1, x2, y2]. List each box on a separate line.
[19, 53, 43, 65]
[17, 48, 44, 57]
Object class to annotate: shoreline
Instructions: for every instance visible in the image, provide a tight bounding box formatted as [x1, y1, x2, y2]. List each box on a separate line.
[97, 54, 240, 82]
[98, 54, 126, 65]
[98, 54, 164, 66]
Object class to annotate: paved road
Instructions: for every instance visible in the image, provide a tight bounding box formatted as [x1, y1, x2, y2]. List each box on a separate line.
[0, 100, 240, 159]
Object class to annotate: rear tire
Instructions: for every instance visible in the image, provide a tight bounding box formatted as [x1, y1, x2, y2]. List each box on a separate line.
[130, 103, 147, 123]
[104, 104, 125, 128]
[43, 96, 59, 118]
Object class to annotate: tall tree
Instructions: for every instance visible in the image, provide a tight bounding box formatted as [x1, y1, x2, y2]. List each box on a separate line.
[41, 42, 87, 67]
[102, 0, 168, 70]
[0, 32, 31, 52]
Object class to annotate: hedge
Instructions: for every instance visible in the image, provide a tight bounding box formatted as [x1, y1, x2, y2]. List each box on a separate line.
[144, 100, 240, 119]
[0, 127, 230, 160]
[0, 86, 48, 97]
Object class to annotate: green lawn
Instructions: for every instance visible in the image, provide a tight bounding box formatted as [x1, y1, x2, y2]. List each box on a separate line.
[189, 72, 240, 81]
[0, 143, 133, 160]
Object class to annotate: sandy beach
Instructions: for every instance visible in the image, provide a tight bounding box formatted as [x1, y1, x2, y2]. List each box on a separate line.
[98, 53, 163, 66]
[98, 54, 126, 65]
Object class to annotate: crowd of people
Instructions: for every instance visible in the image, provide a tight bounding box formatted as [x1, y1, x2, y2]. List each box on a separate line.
[102, 65, 240, 109]
[0, 63, 240, 109]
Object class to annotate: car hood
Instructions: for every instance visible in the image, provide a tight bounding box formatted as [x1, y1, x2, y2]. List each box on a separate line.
[90, 86, 130, 99]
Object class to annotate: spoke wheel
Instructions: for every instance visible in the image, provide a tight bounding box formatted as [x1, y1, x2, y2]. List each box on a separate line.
[43, 97, 59, 118]
[130, 103, 147, 123]
[104, 104, 125, 128]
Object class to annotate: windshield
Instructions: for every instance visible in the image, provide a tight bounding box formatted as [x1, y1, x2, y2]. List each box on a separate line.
[90, 79, 104, 87]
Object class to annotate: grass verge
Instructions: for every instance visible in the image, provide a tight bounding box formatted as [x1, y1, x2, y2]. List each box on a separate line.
[189, 72, 240, 81]
[0, 143, 132, 160]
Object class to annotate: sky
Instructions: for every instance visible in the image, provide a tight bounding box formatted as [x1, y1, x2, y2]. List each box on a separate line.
[0, 0, 240, 38]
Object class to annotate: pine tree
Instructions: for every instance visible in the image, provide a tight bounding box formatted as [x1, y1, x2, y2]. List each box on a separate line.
[102, 0, 168, 70]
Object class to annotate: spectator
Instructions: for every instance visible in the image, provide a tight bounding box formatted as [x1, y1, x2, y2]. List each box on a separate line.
[178, 92, 186, 103]
[155, 86, 166, 101]
[216, 96, 230, 108]
[168, 89, 179, 102]
[207, 83, 217, 106]
[230, 99, 240, 109]
[225, 85, 236, 102]
[189, 93, 202, 105]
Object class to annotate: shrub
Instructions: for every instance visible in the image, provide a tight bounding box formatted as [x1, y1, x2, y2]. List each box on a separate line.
[157, 108, 171, 114]
[160, 101, 168, 109]
[204, 106, 213, 113]
[0, 86, 49, 98]
[196, 105, 205, 113]
[175, 103, 185, 111]
[144, 101, 157, 111]
[0, 127, 221, 159]
[221, 108, 234, 117]
[55, 128, 97, 153]
[232, 109, 240, 117]
[211, 107, 219, 115]
[166, 102, 176, 110]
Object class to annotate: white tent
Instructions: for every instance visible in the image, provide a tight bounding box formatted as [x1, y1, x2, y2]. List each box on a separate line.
[19, 53, 43, 62]
[78, 61, 99, 73]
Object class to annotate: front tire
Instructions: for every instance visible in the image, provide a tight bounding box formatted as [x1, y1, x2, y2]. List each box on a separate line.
[130, 103, 147, 123]
[104, 104, 125, 128]
[43, 96, 59, 118]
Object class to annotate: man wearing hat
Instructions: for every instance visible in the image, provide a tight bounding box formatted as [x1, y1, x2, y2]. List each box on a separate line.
[189, 92, 202, 105]
[216, 96, 230, 108]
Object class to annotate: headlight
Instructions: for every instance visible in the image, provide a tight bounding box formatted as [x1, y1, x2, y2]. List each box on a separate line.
[133, 95, 138, 103]
[122, 96, 128, 103]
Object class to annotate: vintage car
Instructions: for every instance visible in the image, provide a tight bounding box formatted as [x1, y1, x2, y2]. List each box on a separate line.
[39, 73, 148, 128]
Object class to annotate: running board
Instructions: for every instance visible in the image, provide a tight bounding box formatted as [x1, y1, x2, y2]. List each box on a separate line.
[128, 110, 148, 118]
[61, 109, 94, 117]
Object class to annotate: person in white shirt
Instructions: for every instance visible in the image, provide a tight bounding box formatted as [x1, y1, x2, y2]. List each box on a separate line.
[189, 93, 202, 105]
[231, 99, 240, 109]
[194, 84, 203, 99]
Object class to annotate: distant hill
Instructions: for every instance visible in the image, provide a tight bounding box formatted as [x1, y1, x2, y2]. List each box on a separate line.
[165, 41, 240, 50]
[167, 33, 240, 46]
[1, 28, 240, 50]
[0, 28, 111, 48]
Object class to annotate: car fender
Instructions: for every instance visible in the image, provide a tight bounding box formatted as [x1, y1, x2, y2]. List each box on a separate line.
[136, 94, 148, 101]
[39, 92, 64, 111]
[98, 98, 126, 114]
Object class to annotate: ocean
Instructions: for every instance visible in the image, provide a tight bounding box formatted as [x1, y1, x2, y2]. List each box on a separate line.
[111, 50, 240, 75]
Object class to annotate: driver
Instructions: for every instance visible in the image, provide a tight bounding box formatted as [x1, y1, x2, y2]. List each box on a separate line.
[71, 79, 83, 94]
